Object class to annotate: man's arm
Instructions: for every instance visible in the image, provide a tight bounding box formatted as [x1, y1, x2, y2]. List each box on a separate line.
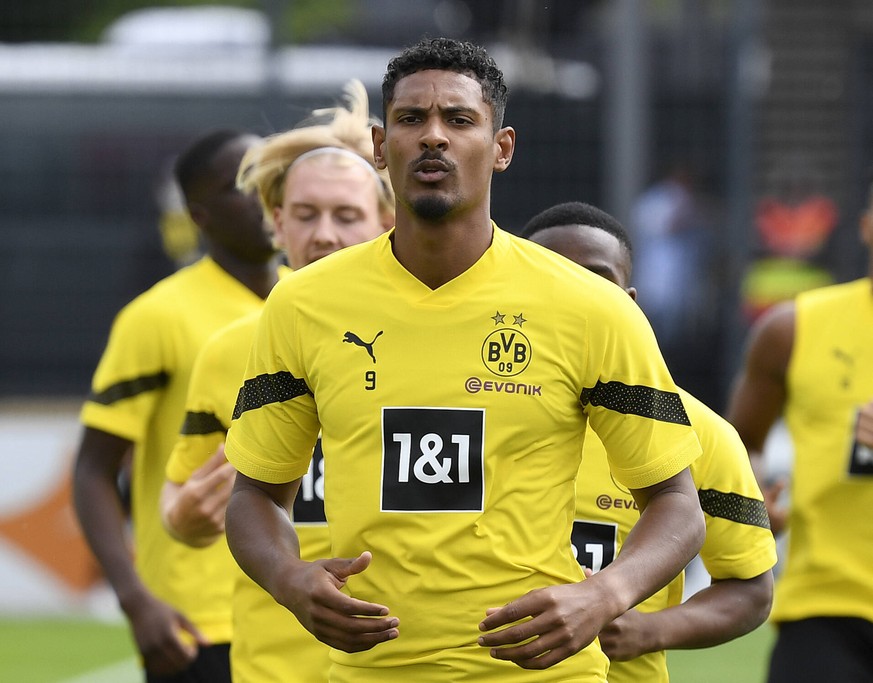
[854, 399, 873, 447]
[73, 427, 205, 675]
[478, 467, 704, 670]
[725, 302, 795, 533]
[225, 472, 400, 653]
[598, 570, 773, 659]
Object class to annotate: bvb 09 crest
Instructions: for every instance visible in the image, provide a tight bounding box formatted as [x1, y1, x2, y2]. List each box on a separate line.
[481, 328, 531, 377]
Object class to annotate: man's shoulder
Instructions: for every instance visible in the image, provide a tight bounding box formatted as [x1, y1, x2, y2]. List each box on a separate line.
[505, 229, 625, 292]
[797, 276, 870, 309]
[273, 237, 383, 293]
[679, 388, 750, 479]
[130, 258, 210, 304]
[108, 260, 214, 333]
[202, 311, 260, 358]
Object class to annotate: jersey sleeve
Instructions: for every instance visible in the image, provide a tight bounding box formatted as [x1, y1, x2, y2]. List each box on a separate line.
[165, 329, 233, 483]
[581, 294, 701, 490]
[79, 295, 173, 442]
[684, 391, 777, 580]
[225, 283, 320, 484]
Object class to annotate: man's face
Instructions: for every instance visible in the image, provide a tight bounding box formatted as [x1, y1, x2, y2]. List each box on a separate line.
[373, 69, 512, 222]
[195, 135, 275, 263]
[273, 157, 389, 270]
[530, 225, 634, 294]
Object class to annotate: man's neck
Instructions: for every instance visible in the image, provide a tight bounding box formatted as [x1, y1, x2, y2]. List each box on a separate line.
[391, 212, 494, 290]
[211, 253, 282, 300]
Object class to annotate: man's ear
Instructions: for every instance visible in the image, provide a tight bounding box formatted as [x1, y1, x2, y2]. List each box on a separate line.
[379, 209, 395, 232]
[272, 206, 287, 251]
[372, 125, 387, 170]
[861, 210, 873, 246]
[493, 126, 516, 173]
[187, 201, 207, 230]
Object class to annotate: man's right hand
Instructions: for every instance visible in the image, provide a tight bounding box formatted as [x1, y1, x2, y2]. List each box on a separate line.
[855, 399, 873, 447]
[122, 589, 208, 676]
[162, 445, 236, 547]
[761, 476, 789, 534]
[275, 551, 400, 653]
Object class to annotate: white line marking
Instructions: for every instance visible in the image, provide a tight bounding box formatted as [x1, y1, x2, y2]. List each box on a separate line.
[55, 657, 139, 683]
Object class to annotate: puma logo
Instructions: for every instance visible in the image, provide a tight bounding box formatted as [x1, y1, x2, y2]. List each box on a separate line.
[343, 330, 383, 363]
[833, 348, 854, 389]
[833, 348, 853, 366]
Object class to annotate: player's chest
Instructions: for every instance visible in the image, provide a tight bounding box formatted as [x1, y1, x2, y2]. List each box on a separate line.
[792, 331, 873, 411]
[304, 304, 584, 424]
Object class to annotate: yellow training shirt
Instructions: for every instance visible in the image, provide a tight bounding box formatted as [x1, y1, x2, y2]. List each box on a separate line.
[80, 256, 271, 643]
[574, 389, 776, 682]
[775, 278, 873, 623]
[166, 306, 329, 682]
[226, 226, 702, 682]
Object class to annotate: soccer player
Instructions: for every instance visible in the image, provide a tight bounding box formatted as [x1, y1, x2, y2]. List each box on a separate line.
[725, 184, 873, 682]
[223, 37, 705, 682]
[73, 129, 281, 682]
[522, 201, 777, 682]
[160, 79, 394, 683]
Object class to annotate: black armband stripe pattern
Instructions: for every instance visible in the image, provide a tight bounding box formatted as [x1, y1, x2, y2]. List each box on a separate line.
[88, 370, 170, 405]
[181, 411, 227, 436]
[232, 371, 312, 420]
[698, 489, 771, 529]
[579, 380, 691, 425]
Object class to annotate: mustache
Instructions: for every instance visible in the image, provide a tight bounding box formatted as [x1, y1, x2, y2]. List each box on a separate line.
[411, 152, 455, 171]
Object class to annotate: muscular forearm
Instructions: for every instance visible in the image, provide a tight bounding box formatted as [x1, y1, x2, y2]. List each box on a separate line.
[604, 472, 705, 614]
[73, 453, 147, 607]
[225, 479, 304, 599]
[636, 573, 773, 653]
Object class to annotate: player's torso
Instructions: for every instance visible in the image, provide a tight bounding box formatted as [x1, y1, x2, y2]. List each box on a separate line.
[787, 279, 873, 491]
[299, 249, 591, 575]
[779, 278, 873, 620]
[126, 262, 269, 636]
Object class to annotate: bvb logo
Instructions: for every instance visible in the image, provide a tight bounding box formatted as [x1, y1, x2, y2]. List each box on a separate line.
[481, 329, 532, 377]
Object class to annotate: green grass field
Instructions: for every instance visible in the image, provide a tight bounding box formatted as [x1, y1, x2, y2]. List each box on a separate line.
[668, 624, 775, 683]
[0, 617, 137, 683]
[0, 616, 775, 682]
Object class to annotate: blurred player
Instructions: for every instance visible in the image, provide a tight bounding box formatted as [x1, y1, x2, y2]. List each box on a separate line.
[73, 129, 281, 682]
[160, 80, 393, 683]
[523, 201, 776, 682]
[726, 183, 873, 682]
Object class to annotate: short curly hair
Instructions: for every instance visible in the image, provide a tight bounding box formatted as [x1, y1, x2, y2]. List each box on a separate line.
[175, 129, 248, 201]
[382, 37, 508, 131]
[521, 201, 633, 261]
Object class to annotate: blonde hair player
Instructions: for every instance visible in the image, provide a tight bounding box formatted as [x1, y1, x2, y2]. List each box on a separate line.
[160, 79, 393, 683]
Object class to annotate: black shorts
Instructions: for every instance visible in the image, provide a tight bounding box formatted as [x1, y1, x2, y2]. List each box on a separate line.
[768, 617, 873, 683]
[145, 643, 231, 683]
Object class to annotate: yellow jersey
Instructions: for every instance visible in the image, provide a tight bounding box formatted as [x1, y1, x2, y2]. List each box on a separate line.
[166, 308, 329, 682]
[81, 256, 272, 642]
[775, 278, 873, 623]
[574, 389, 776, 682]
[227, 226, 702, 682]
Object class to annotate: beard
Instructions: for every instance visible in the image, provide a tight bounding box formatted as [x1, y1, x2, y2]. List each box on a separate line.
[411, 194, 453, 221]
